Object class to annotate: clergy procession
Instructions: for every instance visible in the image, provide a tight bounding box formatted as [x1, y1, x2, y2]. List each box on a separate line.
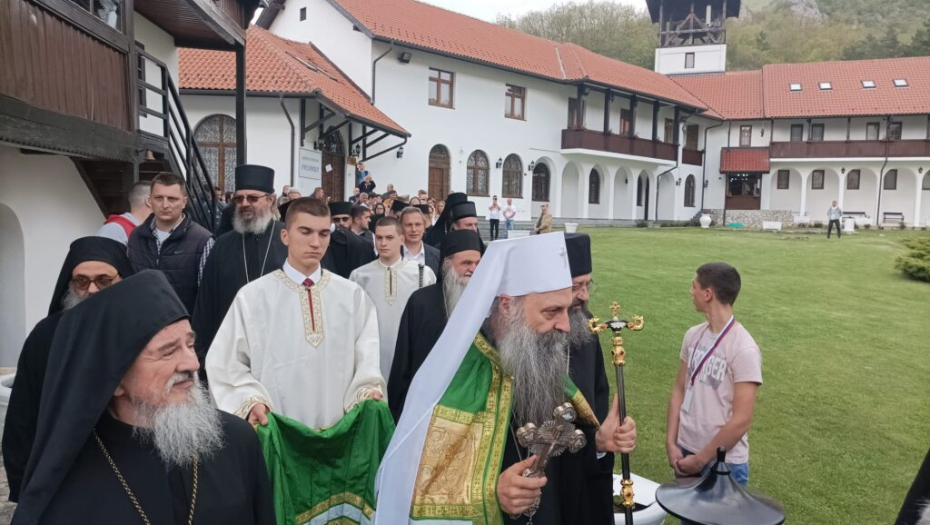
[1, 162, 799, 525]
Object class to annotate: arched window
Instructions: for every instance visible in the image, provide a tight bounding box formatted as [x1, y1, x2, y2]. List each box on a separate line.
[884, 169, 898, 190]
[923, 173, 930, 190]
[502, 154, 523, 198]
[588, 169, 601, 204]
[466, 150, 490, 196]
[532, 163, 550, 201]
[193, 114, 237, 191]
[684, 175, 696, 207]
[637, 177, 644, 206]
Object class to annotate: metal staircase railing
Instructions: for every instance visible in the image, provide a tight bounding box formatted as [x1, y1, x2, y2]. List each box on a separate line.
[136, 46, 217, 232]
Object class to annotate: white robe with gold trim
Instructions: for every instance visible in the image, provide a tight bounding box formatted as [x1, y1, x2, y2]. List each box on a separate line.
[349, 258, 436, 380]
[206, 269, 385, 429]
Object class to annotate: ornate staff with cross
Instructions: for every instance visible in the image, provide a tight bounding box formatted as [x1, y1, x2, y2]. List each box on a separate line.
[512, 403, 587, 522]
[590, 302, 644, 524]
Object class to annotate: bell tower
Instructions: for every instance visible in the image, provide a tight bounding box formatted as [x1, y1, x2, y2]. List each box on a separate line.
[651, 0, 740, 75]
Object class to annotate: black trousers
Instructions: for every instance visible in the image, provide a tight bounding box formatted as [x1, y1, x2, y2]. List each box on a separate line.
[828, 219, 841, 238]
[489, 219, 500, 240]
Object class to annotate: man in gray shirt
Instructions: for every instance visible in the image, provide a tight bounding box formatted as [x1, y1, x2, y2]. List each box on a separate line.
[827, 200, 842, 239]
[95, 181, 152, 245]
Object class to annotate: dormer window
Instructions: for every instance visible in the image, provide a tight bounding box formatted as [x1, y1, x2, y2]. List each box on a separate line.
[893, 78, 909, 87]
[789, 83, 802, 92]
[819, 82, 832, 90]
[861, 80, 875, 89]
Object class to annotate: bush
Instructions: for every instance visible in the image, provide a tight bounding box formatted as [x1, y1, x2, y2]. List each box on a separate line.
[864, 223, 872, 230]
[895, 237, 930, 282]
[635, 220, 648, 228]
[899, 220, 907, 230]
[812, 221, 824, 228]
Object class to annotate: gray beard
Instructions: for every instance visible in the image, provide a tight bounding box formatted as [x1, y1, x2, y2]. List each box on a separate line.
[60, 284, 84, 310]
[131, 374, 225, 468]
[442, 264, 468, 318]
[569, 306, 593, 348]
[233, 207, 273, 235]
[497, 301, 570, 428]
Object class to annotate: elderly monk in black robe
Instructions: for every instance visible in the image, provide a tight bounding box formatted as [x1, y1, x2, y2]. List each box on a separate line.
[387, 229, 482, 421]
[192, 164, 287, 368]
[3, 236, 134, 502]
[12, 271, 275, 525]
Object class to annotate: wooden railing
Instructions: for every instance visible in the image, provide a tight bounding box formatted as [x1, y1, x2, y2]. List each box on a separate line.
[137, 47, 216, 232]
[770, 140, 930, 158]
[561, 129, 678, 162]
[682, 148, 704, 166]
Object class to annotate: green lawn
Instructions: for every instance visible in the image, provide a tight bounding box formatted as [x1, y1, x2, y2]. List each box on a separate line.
[583, 227, 929, 525]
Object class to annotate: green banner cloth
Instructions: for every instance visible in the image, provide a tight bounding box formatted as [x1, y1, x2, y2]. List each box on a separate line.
[256, 400, 395, 525]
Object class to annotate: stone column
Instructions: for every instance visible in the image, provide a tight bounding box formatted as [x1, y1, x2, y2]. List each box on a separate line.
[914, 171, 924, 227]
[798, 169, 810, 218]
[838, 171, 847, 210]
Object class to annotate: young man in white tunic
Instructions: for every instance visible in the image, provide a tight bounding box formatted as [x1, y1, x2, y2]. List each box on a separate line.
[206, 197, 385, 430]
[350, 217, 437, 380]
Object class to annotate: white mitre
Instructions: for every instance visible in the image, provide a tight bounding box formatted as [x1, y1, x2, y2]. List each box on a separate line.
[373, 232, 573, 523]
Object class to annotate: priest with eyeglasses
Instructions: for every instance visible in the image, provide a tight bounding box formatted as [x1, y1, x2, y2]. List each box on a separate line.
[192, 164, 288, 373]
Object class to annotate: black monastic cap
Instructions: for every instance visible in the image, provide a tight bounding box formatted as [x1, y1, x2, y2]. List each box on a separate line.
[565, 233, 592, 278]
[391, 199, 408, 213]
[48, 237, 135, 316]
[450, 201, 477, 221]
[441, 229, 483, 260]
[329, 201, 353, 217]
[235, 164, 275, 194]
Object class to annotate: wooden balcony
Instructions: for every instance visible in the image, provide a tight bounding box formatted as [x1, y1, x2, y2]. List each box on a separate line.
[561, 129, 678, 162]
[682, 148, 704, 166]
[770, 140, 930, 159]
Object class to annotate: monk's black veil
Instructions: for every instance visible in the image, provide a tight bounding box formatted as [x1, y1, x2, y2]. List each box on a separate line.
[14, 271, 188, 525]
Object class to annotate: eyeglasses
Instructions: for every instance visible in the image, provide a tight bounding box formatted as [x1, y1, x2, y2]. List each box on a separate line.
[233, 193, 271, 204]
[72, 275, 117, 291]
[571, 280, 596, 293]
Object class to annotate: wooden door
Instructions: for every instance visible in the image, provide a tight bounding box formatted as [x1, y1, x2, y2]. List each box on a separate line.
[322, 152, 345, 201]
[428, 145, 451, 200]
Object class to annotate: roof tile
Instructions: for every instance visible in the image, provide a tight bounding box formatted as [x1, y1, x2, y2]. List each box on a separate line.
[720, 148, 770, 173]
[179, 27, 408, 136]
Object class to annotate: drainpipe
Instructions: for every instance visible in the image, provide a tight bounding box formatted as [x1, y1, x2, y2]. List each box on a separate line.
[700, 120, 725, 210]
[371, 40, 395, 105]
[279, 94, 296, 187]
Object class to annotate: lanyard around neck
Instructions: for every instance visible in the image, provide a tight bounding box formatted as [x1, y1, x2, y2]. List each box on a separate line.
[689, 316, 735, 387]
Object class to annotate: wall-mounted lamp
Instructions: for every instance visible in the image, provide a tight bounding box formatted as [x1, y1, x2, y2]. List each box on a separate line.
[312, 140, 320, 151]
[761, 127, 765, 137]
[624, 177, 628, 184]
[354, 144, 361, 157]
[398, 51, 412, 64]
[920, 167, 924, 174]
[528, 160, 536, 172]
[704, 180, 710, 188]
[496, 157, 503, 169]
[841, 167, 846, 174]
[676, 177, 682, 186]
[396, 146, 404, 159]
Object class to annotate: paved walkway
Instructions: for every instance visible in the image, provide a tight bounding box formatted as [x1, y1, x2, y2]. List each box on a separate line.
[0, 448, 15, 524]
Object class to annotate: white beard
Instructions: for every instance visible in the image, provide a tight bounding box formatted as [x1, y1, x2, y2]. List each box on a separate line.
[60, 283, 84, 310]
[131, 373, 225, 468]
[496, 300, 570, 428]
[233, 207, 273, 235]
[442, 261, 469, 318]
[919, 503, 930, 525]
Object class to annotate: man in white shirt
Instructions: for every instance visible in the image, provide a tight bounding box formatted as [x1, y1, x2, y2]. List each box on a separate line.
[503, 197, 517, 239]
[207, 197, 385, 430]
[400, 206, 440, 276]
[487, 195, 502, 241]
[827, 200, 843, 239]
[350, 217, 436, 380]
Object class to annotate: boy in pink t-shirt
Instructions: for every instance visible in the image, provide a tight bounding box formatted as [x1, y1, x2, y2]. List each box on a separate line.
[666, 262, 762, 487]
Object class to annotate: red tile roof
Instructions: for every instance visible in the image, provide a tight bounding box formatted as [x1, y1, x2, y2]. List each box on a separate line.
[762, 57, 930, 118]
[179, 27, 408, 136]
[325, 0, 705, 109]
[720, 148, 770, 173]
[672, 71, 764, 120]
[675, 56, 930, 119]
